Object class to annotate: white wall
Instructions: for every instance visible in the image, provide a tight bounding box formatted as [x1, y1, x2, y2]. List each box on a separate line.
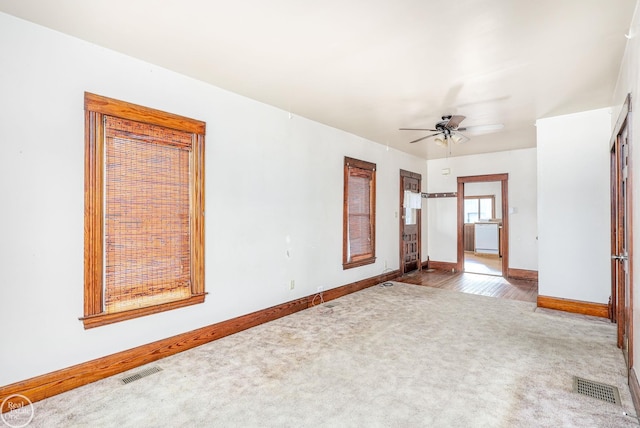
[0, 13, 427, 386]
[536, 108, 612, 303]
[426, 148, 538, 270]
[612, 0, 640, 383]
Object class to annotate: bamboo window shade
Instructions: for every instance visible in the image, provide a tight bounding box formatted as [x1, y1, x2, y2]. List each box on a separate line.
[347, 168, 373, 259]
[104, 116, 193, 313]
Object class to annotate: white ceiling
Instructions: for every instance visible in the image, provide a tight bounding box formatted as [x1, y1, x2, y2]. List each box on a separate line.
[0, 0, 636, 159]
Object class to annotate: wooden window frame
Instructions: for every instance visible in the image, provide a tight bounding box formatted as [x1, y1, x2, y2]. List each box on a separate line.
[81, 92, 206, 329]
[343, 156, 376, 269]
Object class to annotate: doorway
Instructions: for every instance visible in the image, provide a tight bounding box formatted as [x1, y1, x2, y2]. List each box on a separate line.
[463, 184, 503, 276]
[457, 174, 509, 277]
[610, 93, 633, 373]
[400, 169, 422, 274]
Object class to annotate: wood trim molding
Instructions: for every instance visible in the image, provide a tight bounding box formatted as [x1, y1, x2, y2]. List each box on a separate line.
[457, 180, 464, 273]
[0, 269, 401, 412]
[85, 92, 205, 134]
[79, 294, 206, 329]
[610, 93, 632, 151]
[537, 295, 609, 318]
[456, 174, 509, 277]
[507, 268, 538, 281]
[423, 192, 456, 198]
[457, 173, 509, 183]
[630, 367, 640, 417]
[400, 169, 421, 179]
[425, 260, 458, 272]
[309, 269, 401, 307]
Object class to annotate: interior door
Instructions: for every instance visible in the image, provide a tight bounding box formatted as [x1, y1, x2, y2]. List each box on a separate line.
[610, 93, 633, 373]
[612, 116, 632, 367]
[400, 170, 422, 274]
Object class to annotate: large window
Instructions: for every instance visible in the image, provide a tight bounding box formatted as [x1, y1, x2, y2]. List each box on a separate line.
[343, 157, 376, 269]
[82, 93, 205, 329]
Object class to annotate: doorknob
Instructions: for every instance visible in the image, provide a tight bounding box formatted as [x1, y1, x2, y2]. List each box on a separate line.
[612, 254, 628, 261]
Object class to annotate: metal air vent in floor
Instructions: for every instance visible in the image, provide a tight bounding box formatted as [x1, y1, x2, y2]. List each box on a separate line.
[572, 376, 621, 405]
[121, 366, 163, 385]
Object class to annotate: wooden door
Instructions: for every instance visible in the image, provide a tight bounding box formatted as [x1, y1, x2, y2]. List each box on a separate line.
[400, 170, 422, 274]
[611, 95, 633, 371]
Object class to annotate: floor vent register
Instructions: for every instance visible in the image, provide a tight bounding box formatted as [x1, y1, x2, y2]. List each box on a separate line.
[121, 366, 163, 385]
[572, 376, 621, 405]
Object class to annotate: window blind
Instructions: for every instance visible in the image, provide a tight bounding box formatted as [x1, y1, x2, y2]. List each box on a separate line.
[104, 116, 192, 313]
[347, 168, 373, 260]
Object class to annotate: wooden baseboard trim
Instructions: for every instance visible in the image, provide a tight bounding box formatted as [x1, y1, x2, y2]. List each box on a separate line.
[537, 295, 609, 318]
[309, 269, 401, 307]
[425, 260, 457, 272]
[507, 268, 538, 281]
[0, 269, 401, 413]
[630, 368, 640, 416]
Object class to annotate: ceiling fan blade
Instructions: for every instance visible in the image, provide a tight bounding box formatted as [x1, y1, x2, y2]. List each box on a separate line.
[452, 132, 469, 144]
[445, 115, 466, 129]
[399, 128, 438, 131]
[408, 132, 442, 144]
[458, 123, 504, 133]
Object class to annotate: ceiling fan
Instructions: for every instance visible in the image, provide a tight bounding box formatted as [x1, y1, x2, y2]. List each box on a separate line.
[400, 115, 503, 146]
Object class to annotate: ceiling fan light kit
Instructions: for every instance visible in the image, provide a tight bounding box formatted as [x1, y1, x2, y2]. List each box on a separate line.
[434, 133, 465, 147]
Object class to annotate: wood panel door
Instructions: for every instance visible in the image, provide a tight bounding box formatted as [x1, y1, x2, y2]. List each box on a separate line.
[400, 170, 422, 274]
[611, 94, 633, 372]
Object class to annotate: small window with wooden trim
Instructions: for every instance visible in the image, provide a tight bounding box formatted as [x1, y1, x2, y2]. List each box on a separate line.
[82, 92, 206, 329]
[343, 157, 376, 269]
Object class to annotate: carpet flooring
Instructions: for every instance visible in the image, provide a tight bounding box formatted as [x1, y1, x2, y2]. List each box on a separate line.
[20, 283, 639, 427]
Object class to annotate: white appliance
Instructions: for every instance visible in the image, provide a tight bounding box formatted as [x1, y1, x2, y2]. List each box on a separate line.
[474, 222, 499, 255]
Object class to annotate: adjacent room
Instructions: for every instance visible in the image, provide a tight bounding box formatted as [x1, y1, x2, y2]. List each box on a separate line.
[1, 1, 640, 426]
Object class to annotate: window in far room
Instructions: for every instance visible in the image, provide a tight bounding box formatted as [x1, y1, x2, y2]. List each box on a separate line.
[464, 195, 495, 223]
[343, 157, 376, 269]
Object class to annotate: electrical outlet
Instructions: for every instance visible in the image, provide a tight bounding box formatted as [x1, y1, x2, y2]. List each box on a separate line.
[317, 286, 323, 293]
[290, 280, 295, 290]
[384, 260, 388, 269]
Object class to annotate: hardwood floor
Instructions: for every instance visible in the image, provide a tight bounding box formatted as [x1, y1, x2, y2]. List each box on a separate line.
[397, 268, 538, 303]
[464, 252, 502, 276]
